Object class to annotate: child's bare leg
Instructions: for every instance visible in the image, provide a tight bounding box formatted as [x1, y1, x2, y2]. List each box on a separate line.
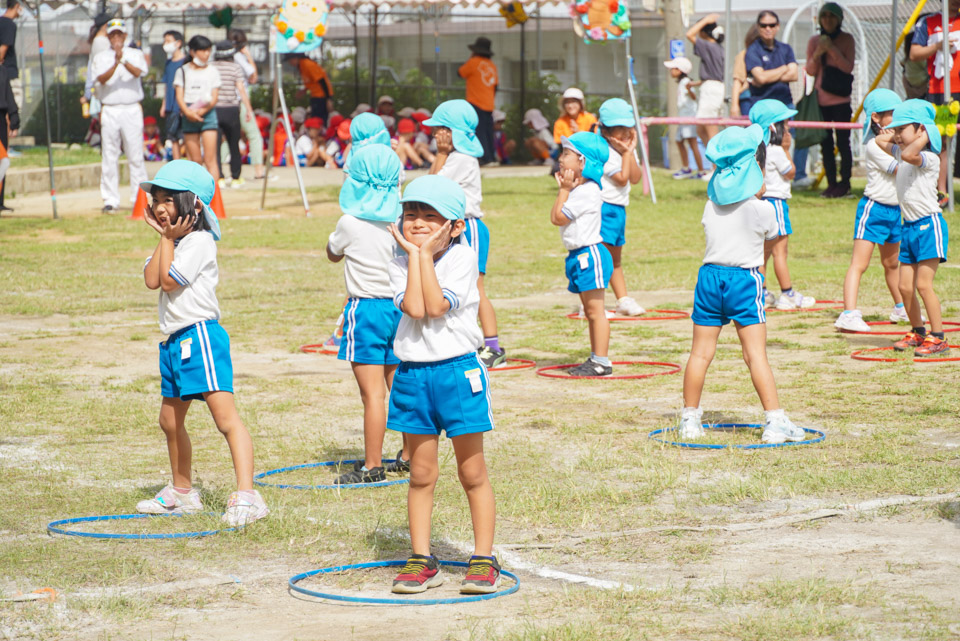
[401, 141, 423, 166]
[683, 324, 722, 408]
[688, 138, 704, 171]
[735, 322, 780, 410]
[451, 432, 495, 556]
[407, 433, 440, 555]
[604, 243, 627, 300]
[352, 363, 395, 470]
[414, 141, 435, 163]
[842, 239, 875, 311]
[675, 140, 689, 170]
[915, 258, 943, 332]
[383, 366, 408, 461]
[204, 391, 254, 491]
[159, 397, 192, 488]
[580, 289, 610, 357]
[477, 275, 498, 338]
[898, 263, 922, 327]
[879, 243, 904, 305]
[771, 236, 792, 291]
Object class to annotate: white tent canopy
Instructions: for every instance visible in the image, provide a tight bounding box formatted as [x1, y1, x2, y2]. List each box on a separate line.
[130, 0, 559, 9]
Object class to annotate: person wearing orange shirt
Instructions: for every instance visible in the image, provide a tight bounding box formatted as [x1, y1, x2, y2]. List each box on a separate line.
[553, 87, 598, 146]
[286, 53, 333, 124]
[459, 37, 498, 165]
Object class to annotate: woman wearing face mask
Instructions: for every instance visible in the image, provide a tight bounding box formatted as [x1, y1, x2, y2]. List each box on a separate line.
[174, 35, 221, 180]
[160, 30, 187, 160]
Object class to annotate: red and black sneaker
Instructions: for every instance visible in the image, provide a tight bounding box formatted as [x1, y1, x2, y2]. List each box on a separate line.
[391, 554, 443, 594]
[893, 331, 925, 352]
[460, 555, 501, 594]
[915, 335, 951, 357]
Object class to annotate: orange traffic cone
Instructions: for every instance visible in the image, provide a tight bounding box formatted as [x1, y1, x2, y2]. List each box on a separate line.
[128, 188, 149, 220]
[210, 181, 227, 219]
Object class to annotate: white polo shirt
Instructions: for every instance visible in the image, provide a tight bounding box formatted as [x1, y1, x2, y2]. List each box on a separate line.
[701, 197, 779, 269]
[896, 149, 939, 222]
[389, 243, 483, 362]
[92, 46, 148, 105]
[763, 145, 793, 200]
[863, 139, 899, 206]
[600, 147, 638, 206]
[438, 151, 483, 219]
[328, 215, 398, 299]
[144, 231, 221, 336]
[560, 180, 603, 251]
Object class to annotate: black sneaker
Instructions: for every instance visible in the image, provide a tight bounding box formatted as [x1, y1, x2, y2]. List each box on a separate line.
[567, 358, 613, 377]
[333, 466, 385, 485]
[392, 554, 443, 594]
[101, 205, 117, 214]
[478, 345, 506, 368]
[460, 555, 502, 594]
[385, 450, 410, 473]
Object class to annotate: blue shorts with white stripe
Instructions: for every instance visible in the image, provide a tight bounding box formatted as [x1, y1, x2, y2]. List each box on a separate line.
[763, 197, 792, 237]
[565, 243, 613, 294]
[692, 264, 766, 327]
[899, 213, 949, 265]
[462, 217, 490, 274]
[159, 320, 234, 401]
[337, 298, 402, 365]
[853, 196, 901, 245]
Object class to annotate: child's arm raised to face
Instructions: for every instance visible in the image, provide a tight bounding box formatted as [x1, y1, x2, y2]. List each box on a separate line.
[873, 128, 897, 159]
[772, 139, 795, 181]
[900, 127, 928, 167]
[429, 128, 454, 174]
[551, 168, 581, 226]
[389, 224, 426, 319]
[608, 130, 642, 186]
[143, 205, 165, 290]
[417, 223, 457, 318]
[157, 216, 198, 293]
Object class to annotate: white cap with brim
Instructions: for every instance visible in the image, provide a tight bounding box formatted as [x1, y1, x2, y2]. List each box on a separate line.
[562, 87, 585, 103]
[663, 57, 692, 75]
[106, 18, 126, 34]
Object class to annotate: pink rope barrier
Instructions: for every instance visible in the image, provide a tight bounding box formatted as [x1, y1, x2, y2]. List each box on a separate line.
[640, 116, 861, 130]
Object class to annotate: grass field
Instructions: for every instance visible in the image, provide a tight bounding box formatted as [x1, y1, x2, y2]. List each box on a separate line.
[1, 172, 959, 640]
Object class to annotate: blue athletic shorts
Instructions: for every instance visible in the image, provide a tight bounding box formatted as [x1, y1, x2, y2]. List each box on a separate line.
[462, 217, 490, 274]
[338, 298, 401, 365]
[899, 214, 948, 264]
[159, 320, 233, 401]
[565, 243, 613, 294]
[764, 198, 792, 237]
[692, 264, 766, 327]
[387, 353, 494, 439]
[854, 197, 901, 245]
[600, 202, 627, 247]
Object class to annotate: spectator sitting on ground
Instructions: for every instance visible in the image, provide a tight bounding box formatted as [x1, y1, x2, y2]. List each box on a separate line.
[295, 116, 332, 167]
[325, 117, 352, 168]
[377, 95, 395, 118]
[380, 114, 396, 137]
[411, 110, 436, 165]
[553, 87, 597, 150]
[143, 116, 162, 160]
[350, 103, 372, 118]
[492, 109, 514, 165]
[522, 108, 557, 165]
[395, 117, 428, 169]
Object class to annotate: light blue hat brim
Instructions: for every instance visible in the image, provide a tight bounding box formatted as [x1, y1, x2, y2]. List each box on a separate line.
[706, 124, 765, 206]
[451, 129, 484, 157]
[862, 88, 902, 136]
[400, 174, 466, 221]
[749, 99, 798, 144]
[423, 99, 484, 158]
[561, 133, 609, 186]
[888, 99, 942, 153]
[139, 161, 221, 241]
[598, 98, 636, 128]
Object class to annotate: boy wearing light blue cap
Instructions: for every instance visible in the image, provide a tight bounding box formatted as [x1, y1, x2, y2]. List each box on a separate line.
[836, 88, 906, 333]
[878, 99, 950, 357]
[326, 145, 406, 484]
[385, 175, 500, 596]
[749, 99, 817, 311]
[138, 160, 269, 527]
[597, 98, 646, 317]
[681, 125, 805, 445]
[427, 99, 506, 369]
[551, 131, 614, 376]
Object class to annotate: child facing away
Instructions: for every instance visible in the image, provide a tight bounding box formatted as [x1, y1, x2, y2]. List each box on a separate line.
[663, 57, 706, 180]
[386, 175, 500, 595]
[749, 99, 816, 310]
[143, 116, 163, 161]
[343, 112, 391, 176]
[680, 125, 805, 444]
[877, 99, 950, 356]
[138, 160, 269, 526]
[597, 98, 646, 317]
[326, 145, 409, 483]
[836, 89, 906, 333]
[550, 131, 614, 377]
[427, 99, 507, 368]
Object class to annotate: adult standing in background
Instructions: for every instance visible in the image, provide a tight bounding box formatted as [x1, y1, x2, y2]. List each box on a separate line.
[213, 40, 254, 188]
[229, 29, 265, 179]
[174, 35, 220, 181]
[730, 25, 760, 118]
[159, 30, 186, 160]
[459, 37, 498, 165]
[91, 19, 148, 214]
[805, 3, 855, 199]
[686, 12, 725, 146]
[0, 0, 21, 213]
[286, 53, 333, 124]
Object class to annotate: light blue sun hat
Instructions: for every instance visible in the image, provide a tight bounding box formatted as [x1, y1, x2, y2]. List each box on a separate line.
[338, 145, 403, 223]
[139, 159, 220, 241]
[598, 98, 636, 128]
[344, 112, 392, 173]
[887, 98, 941, 153]
[423, 99, 484, 158]
[862, 88, 902, 137]
[748, 99, 798, 143]
[400, 175, 466, 221]
[706, 124, 765, 206]
[561, 131, 610, 185]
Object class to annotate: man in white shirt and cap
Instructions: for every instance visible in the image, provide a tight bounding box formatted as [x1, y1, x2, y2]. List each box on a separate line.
[92, 18, 148, 214]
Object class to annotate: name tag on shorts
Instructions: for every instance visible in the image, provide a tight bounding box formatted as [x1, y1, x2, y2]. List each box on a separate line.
[577, 253, 590, 270]
[464, 368, 483, 393]
[920, 224, 930, 230]
[180, 337, 192, 361]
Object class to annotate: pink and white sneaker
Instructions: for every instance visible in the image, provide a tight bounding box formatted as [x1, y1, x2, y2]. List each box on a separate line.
[136, 484, 203, 515]
[222, 490, 269, 527]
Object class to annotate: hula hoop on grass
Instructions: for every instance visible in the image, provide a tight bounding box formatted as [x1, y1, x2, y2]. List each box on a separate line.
[46, 513, 236, 539]
[288, 559, 520, 605]
[838, 321, 960, 336]
[300, 343, 338, 355]
[766, 299, 844, 313]
[254, 460, 410, 490]
[488, 358, 536, 372]
[648, 423, 826, 449]
[565, 309, 690, 322]
[536, 360, 681, 380]
[850, 345, 960, 363]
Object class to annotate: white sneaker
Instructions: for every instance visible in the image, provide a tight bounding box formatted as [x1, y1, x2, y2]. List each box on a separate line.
[615, 296, 646, 316]
[761, 411, 805, 444]
[222, 490, 269, 527]
[136, 484, 203, 515]
[889, 305, 926, 323]
[764, 290, 776, 308]
[776, 291, 816, 310]
[792, 176, 815, 189]
[834, 310, 870, 333]
[678, 407, 705, 440]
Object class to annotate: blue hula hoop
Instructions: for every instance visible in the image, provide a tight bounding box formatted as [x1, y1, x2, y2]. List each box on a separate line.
[46, 512, 236, 540]
[254, 459, 410, 490]
[289, 559, 520, 605]
[648, 423, 826, 450]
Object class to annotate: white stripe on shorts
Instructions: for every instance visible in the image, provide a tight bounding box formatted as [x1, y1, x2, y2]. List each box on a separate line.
[934, 214, 944, 259]
[200, 322, 220, 390]
[195, 322, 216, 391]
[856, 199, 874, 240]
[589, 244, 603, 290]
[346, 299, 358, 362]
[749, 268, 765, 324]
